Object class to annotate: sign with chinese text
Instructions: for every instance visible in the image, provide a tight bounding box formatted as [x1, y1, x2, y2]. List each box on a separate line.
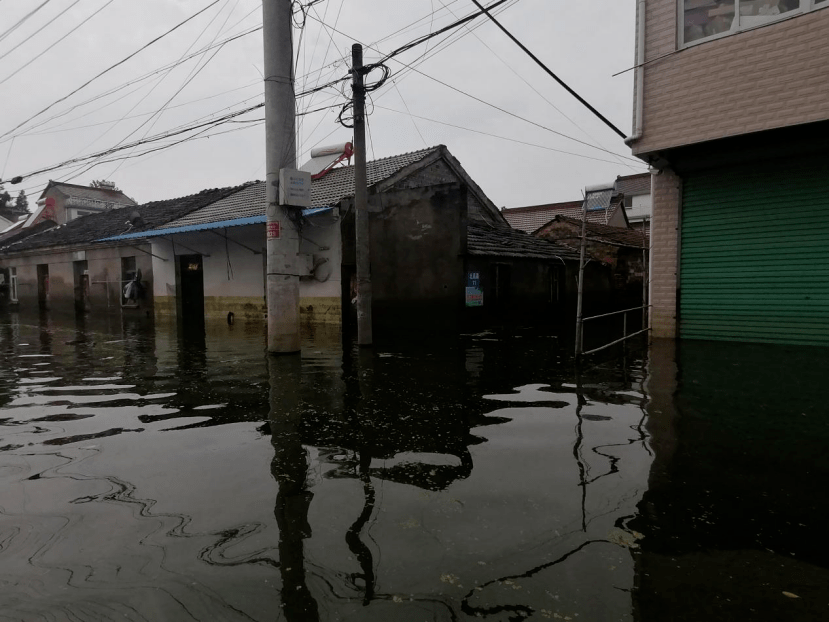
[267, 221, 281, 239]
[466, 271, 483, 307]
[278, 168, 312, 207]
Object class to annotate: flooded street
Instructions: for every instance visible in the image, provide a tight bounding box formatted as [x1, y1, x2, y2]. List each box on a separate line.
[0, 314, 827, 621]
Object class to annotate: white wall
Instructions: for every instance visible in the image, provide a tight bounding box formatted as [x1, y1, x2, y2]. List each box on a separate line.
[150, 213, 342, 316]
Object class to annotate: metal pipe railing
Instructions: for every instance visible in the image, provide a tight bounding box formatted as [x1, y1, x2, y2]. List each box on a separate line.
[583, 304, 651, 322]
[578, 304, 652, 359]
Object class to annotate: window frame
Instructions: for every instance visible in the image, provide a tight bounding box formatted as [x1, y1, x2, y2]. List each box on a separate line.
[120, 256, 140, 308]
[9, 267, 18, 303]
[679, 0, 824, 48]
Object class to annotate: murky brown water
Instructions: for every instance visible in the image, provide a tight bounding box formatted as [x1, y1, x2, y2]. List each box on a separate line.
[0, 312, 827, 621]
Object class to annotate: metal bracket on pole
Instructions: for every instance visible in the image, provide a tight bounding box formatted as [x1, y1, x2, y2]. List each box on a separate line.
[164, 237, 209, 257]
[126, 244, 168, 262]
[206, 229, 262, 254]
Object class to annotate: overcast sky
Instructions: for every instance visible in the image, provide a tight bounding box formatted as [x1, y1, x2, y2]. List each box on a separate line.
[0, 0, 646, 209]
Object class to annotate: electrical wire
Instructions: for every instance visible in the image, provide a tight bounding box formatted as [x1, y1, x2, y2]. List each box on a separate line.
[373, 104, 647, 168]
[435, 0, 631, 170]
[0, 0, 79, 63]
[468, 0, 627, 140]
[0, 0, 223, 141]
[0, 0, 52, 45]
[302, 7, 642, 165]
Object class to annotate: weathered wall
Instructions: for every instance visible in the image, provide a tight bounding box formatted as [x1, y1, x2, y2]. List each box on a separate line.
[464, 256, 563, 327]
[634, 4, 829, 156]
[344, 183, 465, 333]
[649, 168, 681, 338]
[391, 158, 502, 227]
[0, 245, 153, 316]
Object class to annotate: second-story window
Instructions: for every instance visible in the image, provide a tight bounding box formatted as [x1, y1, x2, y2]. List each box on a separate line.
[682, 0, 814, 46]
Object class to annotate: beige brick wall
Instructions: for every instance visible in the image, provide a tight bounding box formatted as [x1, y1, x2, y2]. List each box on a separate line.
[650, 168, 681, 338]
[633, 4, 829, 155]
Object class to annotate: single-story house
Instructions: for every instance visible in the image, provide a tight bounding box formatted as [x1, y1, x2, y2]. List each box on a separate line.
[535, 215, 649, 312]
[1, 145, 580, 332]
[503, 183, 629, 233]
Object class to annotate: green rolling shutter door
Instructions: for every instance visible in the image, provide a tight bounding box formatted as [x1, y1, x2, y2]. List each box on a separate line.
[680, 157, 829, 346]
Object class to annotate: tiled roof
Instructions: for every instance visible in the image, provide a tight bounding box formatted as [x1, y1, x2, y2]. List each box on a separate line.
[161, 147, 440, 230]
[169, 182, 265, 227]
[312, 146, 438, 208]
[467, 221, 580, 261]
[42, 181, 137, 206]
[615, 173, 650, 197]
[502, 200, 583, 233]
[503, 194, 625, 233]
[1, 185, 248, 254]
[537, 216, 649, 250]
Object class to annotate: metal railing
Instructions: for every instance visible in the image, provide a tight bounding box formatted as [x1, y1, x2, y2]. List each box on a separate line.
[577, 305, 651, 357]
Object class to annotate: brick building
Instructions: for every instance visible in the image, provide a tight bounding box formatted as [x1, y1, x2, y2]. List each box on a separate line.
[628, 1, 829, 346]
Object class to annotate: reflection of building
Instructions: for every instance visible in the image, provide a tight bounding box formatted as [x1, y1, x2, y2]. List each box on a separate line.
[634, 340, 829, 621]
[631, 2, 829, 345]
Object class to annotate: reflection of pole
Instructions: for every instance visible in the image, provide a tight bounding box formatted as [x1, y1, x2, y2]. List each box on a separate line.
[345, 450, 376, 606]
[263, 0, 300, 354]
[575, 196, 588, 359]
[352, 44, 372, 346]
[574, 366, 587, 532]
[268, 356, 319, 621]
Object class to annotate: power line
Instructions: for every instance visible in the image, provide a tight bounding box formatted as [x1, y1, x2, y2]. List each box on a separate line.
[374, 104, 647, 168]
[434, 0, 630, 170]
[468, 0, 627, 140]
[0, 0, 52, 45]
[0, 1, 116, 88]
[302, 8, 641, 164]
[0, 0, 223, 141]
[0, 0, 79, 63]
[0, 22, 264, 143]
[373, 0, 514, 65]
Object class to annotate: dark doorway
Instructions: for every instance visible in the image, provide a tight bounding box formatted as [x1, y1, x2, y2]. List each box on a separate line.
[491, 264, 511, 313]
[73, 260, 89, 314]
[37, 264, 49, 310]
[178, 254, 205, 326]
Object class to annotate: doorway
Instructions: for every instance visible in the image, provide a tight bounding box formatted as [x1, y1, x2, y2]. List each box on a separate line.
[37, 264, 49, 310]
[178, 254, 205, 324]
[73, 260, 89, 313]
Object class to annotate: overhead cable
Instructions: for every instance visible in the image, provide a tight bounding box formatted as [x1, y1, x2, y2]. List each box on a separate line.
[468, 0, 627, 140]
[0, 0, 52, 45]
[0, 0, 223, 141]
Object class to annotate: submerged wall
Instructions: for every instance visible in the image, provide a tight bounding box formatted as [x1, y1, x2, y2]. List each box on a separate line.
[150, 219, 342, 324]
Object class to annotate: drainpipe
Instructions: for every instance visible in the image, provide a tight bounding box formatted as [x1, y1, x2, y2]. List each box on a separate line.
[625, 0, 647, 146]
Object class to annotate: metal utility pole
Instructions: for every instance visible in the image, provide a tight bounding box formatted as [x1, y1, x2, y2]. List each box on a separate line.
[263, 0, 300, 354]
[352, 44, 372, 346]
[574, 200, 588, 359]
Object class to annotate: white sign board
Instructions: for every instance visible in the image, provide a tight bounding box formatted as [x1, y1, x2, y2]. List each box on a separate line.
[279, 169, 312, 208]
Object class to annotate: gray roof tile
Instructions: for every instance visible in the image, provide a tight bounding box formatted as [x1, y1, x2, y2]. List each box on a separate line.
[467, 221, 580, 261]
[162, 147, 440, 229]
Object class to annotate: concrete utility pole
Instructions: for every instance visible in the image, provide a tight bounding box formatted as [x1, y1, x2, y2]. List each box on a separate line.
[352, 44, 372, 346]
[263, 0, 300, 354]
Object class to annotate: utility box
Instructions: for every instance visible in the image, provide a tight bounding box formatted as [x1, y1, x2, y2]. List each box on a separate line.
[278, 169, 312, 208]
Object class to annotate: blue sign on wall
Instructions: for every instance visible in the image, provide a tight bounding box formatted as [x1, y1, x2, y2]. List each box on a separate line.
[466, 271, 483, 307]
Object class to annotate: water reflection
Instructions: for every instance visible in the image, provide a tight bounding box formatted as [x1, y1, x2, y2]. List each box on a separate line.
[7, 311, 823, 620]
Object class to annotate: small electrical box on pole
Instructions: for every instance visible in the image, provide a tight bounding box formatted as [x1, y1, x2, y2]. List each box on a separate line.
[263, 0, 301, 354]
[352, 43, 372, 346]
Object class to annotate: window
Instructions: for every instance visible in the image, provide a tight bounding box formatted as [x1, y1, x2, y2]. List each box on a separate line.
[121, 256, 139, 307]
[681, 0, 819, 46]
[9, 267, 18, 303]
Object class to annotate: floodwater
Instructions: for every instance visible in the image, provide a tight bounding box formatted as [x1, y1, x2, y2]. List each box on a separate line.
[0, 313, 827, 622]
